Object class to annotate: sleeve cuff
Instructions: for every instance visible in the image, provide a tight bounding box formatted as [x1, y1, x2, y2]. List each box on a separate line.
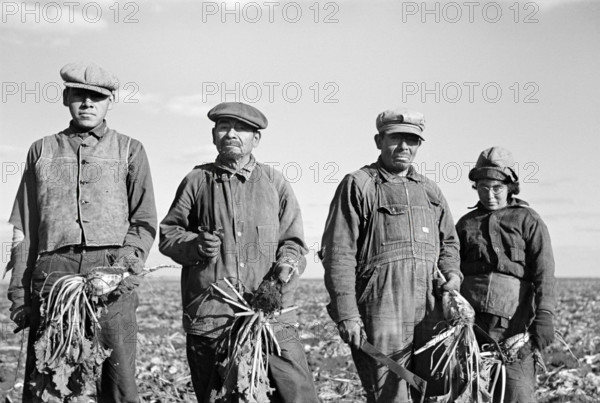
[8, 289, 27, 311]
[438, 264, 463, 282]
[536, 303, 555, 314]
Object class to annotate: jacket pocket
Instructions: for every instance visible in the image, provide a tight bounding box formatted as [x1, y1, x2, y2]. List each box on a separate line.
[411, 205, 436, 245]
[510, 247, 526, 263]
[378, 204, 410, 245]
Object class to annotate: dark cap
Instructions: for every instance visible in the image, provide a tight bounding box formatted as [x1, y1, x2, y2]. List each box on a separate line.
[376, 108, 425, 140]
[60, 62, 119, 96]
[207, 102, 268, 130]
[469, 146, 519, 182]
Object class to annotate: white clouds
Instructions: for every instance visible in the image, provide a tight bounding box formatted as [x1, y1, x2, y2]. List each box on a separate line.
[165, 94, 212, 118]
[161, 143, 217, 165]
[129, 92, 164, 114]
[131, 92, 212, 118]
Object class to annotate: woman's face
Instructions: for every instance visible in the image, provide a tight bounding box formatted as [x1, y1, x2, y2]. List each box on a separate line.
[476, 179, 509, 211]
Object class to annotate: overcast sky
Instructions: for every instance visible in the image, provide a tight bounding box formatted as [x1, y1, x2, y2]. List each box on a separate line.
[1, 0, 599, 280]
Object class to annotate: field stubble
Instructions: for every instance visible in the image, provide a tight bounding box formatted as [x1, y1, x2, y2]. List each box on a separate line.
[1, 278, 599, 402]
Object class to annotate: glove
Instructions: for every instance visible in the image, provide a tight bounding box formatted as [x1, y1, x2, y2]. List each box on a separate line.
[10, 305, 31, 332]
[337, 318, 366, 350]
[530, 309, 554, 350]
[112, 274, 143, 297]
[196, 230, 223, 259]
[273, 258, 299, 284]
[113, 247, 145, 274]
[115, 254, 144, 274]
[441, 273, 461, 292]
[434, 273, 461, 298]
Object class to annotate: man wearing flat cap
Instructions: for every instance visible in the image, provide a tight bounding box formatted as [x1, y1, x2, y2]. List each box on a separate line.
[456, 147, 556, 402]
[320, 108, 462, 401]
[159, 102, 318, 402]
[6, 62, 157, 402]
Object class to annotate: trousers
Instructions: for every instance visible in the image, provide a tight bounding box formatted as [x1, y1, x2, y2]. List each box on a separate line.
[186, 324, 319, 403]
[23, 246, 139, 403]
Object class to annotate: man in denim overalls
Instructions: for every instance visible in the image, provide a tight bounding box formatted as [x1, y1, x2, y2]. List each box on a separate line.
[321, 108, 462, 402]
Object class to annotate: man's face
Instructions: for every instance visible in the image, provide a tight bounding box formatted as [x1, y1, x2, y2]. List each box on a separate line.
[212, 118, 261, 161]
[65, 88, 113, 130]
[374, 131, 421, 173]
[476, 179, 509, 211]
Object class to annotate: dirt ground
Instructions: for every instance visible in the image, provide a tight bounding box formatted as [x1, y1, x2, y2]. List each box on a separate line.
[1, 278, 599, 402]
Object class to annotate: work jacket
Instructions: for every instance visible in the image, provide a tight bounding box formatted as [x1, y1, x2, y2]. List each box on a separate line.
[456, 198, 556, 328]
[159, 156, 307, 337]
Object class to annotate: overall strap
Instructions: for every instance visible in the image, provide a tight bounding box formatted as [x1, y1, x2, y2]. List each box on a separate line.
[354, 167, 380, 269]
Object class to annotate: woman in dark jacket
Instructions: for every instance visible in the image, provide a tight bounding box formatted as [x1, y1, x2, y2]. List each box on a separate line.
[456, 146, 556, 403]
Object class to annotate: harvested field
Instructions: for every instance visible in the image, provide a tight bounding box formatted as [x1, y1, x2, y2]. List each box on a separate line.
[1, 278, 599, 402]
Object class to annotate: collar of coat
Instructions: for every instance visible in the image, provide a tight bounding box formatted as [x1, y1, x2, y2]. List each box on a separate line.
[469, 197, 530, 211]
[214, 153, 257, 181]
[373, 158, 424, 184]
[64, 120, 108, 140]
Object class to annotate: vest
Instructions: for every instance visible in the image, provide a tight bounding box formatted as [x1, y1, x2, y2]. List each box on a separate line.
[35, 130, 131, 253]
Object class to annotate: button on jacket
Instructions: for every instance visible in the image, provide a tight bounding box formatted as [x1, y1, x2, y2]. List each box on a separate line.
[456, 195, 556, 403]
[7, 121, 157, 311]
[456, 198, 556, 320]
[35, 129, 130, 252]
[159, 155, 307, 337]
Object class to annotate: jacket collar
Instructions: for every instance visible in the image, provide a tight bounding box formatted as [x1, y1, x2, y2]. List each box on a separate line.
[375, 158, 423, 183]
[469, 197, 529, 211]
[64, 120, 108, 139]
[214, 154, 257, 181]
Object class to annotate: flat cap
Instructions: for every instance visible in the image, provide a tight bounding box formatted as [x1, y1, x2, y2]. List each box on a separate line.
[208, 102, 268, 130]
[469, 146, 519, 182]
[376, 108, 426, 139]
[60, 62, 119, 96]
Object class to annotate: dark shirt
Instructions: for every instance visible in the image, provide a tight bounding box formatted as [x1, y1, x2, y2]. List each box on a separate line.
[7, 120, 157, 308]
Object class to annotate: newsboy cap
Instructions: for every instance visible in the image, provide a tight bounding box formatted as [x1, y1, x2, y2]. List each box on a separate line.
[60, 62, 119, 96]
[207, 102, 268, 130]
[469, 146, 519, 182]
[376, 108, 426, 140]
